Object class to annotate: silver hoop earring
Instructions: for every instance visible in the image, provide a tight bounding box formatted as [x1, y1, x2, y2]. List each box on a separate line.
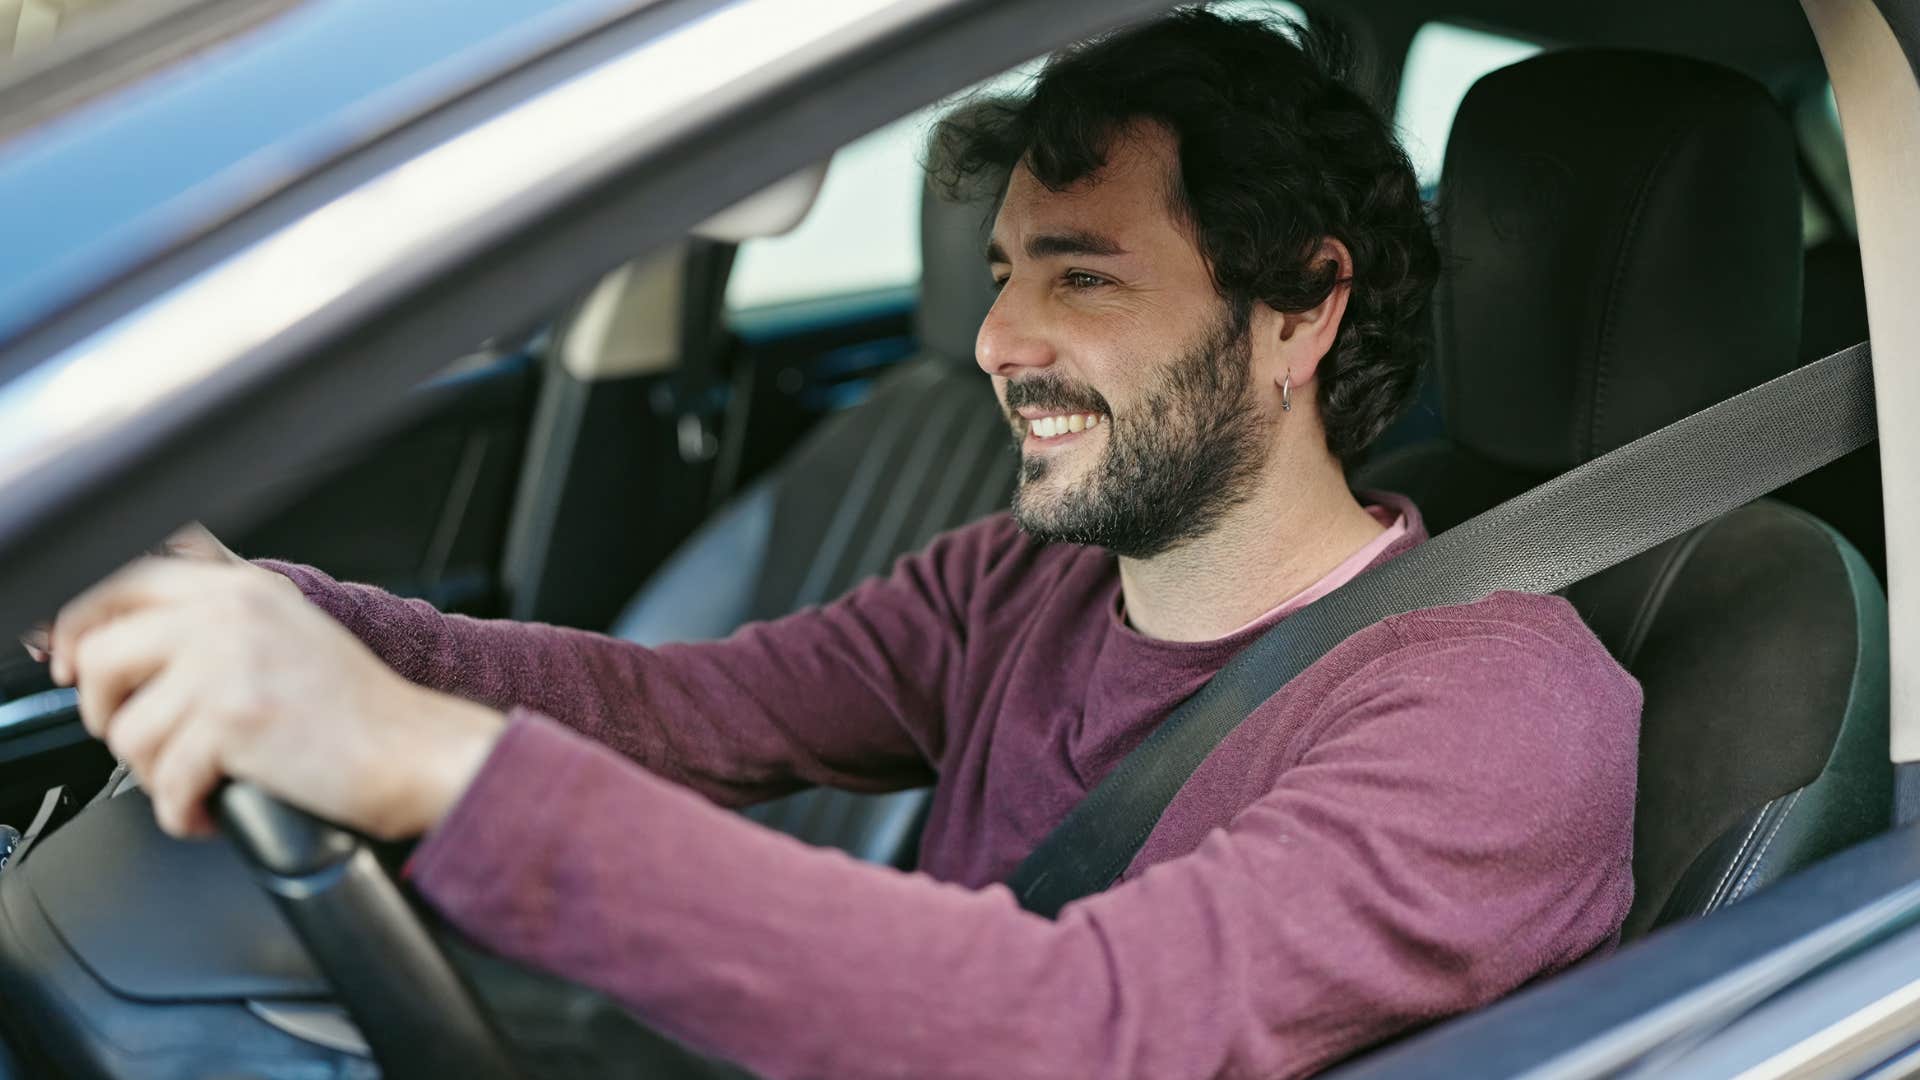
[1281, 373, 1293, 412]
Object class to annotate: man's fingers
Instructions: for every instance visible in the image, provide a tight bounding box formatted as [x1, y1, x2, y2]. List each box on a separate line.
[145, 703, 226, 838]
[71, 608, 189, 741]
[99, 660, 199, 784]
[50, 559, 230, 685]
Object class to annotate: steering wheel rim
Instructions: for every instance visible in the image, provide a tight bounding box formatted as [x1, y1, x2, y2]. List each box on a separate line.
[217, 783, 521, 1079]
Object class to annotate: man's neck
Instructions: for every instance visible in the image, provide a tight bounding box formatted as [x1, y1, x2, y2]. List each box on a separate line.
[1116, 461, 1387, 643]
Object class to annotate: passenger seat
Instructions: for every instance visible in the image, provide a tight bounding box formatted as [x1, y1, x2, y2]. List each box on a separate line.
[613, 177, 1010, 864]
[1357, 50, 1890, 939]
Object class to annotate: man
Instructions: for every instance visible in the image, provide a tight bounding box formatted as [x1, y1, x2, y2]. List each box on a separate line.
[34, 10, 1639, 1079]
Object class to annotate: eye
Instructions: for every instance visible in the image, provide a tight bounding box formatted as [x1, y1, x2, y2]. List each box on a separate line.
[1063, 270, 1109, 290]
[990, 274, 1009, 291]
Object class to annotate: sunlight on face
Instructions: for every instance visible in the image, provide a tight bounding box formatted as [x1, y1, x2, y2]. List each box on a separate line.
[977, 125, 1271, 558]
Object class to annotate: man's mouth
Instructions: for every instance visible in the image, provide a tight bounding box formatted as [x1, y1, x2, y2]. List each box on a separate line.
[1022, 411, 1105, 440]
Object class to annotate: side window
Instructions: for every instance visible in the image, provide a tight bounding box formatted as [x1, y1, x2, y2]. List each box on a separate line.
[724, 103, 955, 312]
[726, 0, 1307, 314]
[1393, 22, 1543, 190]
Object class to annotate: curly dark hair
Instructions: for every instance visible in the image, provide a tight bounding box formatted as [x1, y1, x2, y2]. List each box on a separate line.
[926, 6, 1438, 466]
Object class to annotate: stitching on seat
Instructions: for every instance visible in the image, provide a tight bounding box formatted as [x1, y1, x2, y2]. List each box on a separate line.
[1587, 116, 1689, 459]
[791, 366, 939, 609]
[1730, 788, 1804, 903]
[1706, 809, 1771, 910]
[1620, 516, 1723, 667]
[851, 385, 972, 580]
[917, 399, 1001, 547]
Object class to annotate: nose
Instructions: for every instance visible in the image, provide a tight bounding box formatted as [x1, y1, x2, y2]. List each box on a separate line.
[975, 286, 1056, 378]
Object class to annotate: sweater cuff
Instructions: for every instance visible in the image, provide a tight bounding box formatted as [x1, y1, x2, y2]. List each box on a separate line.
[404, 708, 625, 911]
[252, 559, 353, 621]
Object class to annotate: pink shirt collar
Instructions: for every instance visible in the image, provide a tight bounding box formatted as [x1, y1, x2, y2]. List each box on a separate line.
[1213, 502, 1409, 639]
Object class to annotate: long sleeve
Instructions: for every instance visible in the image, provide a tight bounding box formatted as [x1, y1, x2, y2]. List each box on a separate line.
[403, 625, 1640, 1080]
[255, 533, 985, 806]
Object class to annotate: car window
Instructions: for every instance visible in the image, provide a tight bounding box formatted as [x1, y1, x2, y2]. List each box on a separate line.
[725, 0, 1307, 313]
[724, 96, 956, 311]
[1393, 21, 1542, 189]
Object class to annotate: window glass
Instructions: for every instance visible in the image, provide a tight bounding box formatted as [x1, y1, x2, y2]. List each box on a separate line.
[1393, 22, 1542, 189]
[724, 102, 955, 310]
[726, 1, 1306, 312]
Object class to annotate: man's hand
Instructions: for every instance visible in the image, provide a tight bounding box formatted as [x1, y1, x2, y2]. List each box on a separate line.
[20, 522, 296, 665]
[47, 556, 504, 840]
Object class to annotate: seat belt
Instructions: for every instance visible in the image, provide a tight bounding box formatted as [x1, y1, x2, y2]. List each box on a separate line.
[1007, 341, 1878, 918]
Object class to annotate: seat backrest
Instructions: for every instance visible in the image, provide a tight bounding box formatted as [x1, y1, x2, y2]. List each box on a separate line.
[614, 176, 1009, 863]
[1358, 50, 1889, 938]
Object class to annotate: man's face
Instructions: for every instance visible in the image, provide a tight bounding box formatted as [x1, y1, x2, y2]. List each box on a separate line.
[979, 125, 1269, 560]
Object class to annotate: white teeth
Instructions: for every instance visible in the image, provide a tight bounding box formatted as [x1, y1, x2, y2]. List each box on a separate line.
[1028, 413, 1104, 439]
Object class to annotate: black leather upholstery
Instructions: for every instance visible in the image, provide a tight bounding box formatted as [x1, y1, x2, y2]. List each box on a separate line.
[615, 179, 1011, 863]
[1568, 502, 1889, 938]
[1437, 50, 1803, 476]
[1360, 50, 1889, 938]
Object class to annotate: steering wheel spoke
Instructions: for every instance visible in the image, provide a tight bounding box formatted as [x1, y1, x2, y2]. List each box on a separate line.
[218, 783, 522, 1079]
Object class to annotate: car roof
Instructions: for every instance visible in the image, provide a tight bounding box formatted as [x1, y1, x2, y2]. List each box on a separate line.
[0, 0, 1831, 358]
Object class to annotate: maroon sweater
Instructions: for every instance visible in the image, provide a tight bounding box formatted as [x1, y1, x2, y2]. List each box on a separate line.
[260, 498, 1640, 1080]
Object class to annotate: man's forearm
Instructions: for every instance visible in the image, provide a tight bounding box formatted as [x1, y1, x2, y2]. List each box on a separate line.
[255, 560, 515, 703]
[254, 559, 941, 808]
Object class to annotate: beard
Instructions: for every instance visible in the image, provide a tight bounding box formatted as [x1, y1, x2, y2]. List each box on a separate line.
[1005, 306, 1267, 560]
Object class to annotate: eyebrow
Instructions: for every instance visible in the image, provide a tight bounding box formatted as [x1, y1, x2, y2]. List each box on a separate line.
[985, 229, 1128, 265]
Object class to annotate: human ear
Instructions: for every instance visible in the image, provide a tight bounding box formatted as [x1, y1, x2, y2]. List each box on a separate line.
[1272, 237, 1354, 390]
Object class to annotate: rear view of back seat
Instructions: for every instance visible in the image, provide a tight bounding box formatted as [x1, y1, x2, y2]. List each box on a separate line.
[612, 177, 1010, 863]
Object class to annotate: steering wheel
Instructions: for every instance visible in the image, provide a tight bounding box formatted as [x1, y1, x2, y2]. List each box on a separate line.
[217, 784, 522, 1078]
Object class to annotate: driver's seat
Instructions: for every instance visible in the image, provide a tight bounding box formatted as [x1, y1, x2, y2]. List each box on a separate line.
[1357, 49, 1890, 938]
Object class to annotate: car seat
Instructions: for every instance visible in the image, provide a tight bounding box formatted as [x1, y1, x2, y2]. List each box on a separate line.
[1356, 50, 1890, 939]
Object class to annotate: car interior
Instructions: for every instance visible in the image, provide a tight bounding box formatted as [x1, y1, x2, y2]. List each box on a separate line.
[0, 0, 1898, 1075]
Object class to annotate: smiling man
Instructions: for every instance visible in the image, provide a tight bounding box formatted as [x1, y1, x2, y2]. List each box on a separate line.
[977, 120, 1394, 642]
[40, 10, 1640, 1080]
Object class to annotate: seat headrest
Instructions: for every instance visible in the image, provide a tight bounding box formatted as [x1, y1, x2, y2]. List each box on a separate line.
[1437, 50, 1803, 475]
[916, 175, 1000, 365]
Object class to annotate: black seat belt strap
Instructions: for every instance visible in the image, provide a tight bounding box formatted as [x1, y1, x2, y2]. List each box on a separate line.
[1007, 341, 1877, 918]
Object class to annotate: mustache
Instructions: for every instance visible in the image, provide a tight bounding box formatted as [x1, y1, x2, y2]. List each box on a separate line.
[1003, 375, 1111, 418]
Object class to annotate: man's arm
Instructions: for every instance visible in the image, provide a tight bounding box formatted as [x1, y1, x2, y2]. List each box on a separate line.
[251, 528, 986, 807]
[406, 629, 1641, 1080]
